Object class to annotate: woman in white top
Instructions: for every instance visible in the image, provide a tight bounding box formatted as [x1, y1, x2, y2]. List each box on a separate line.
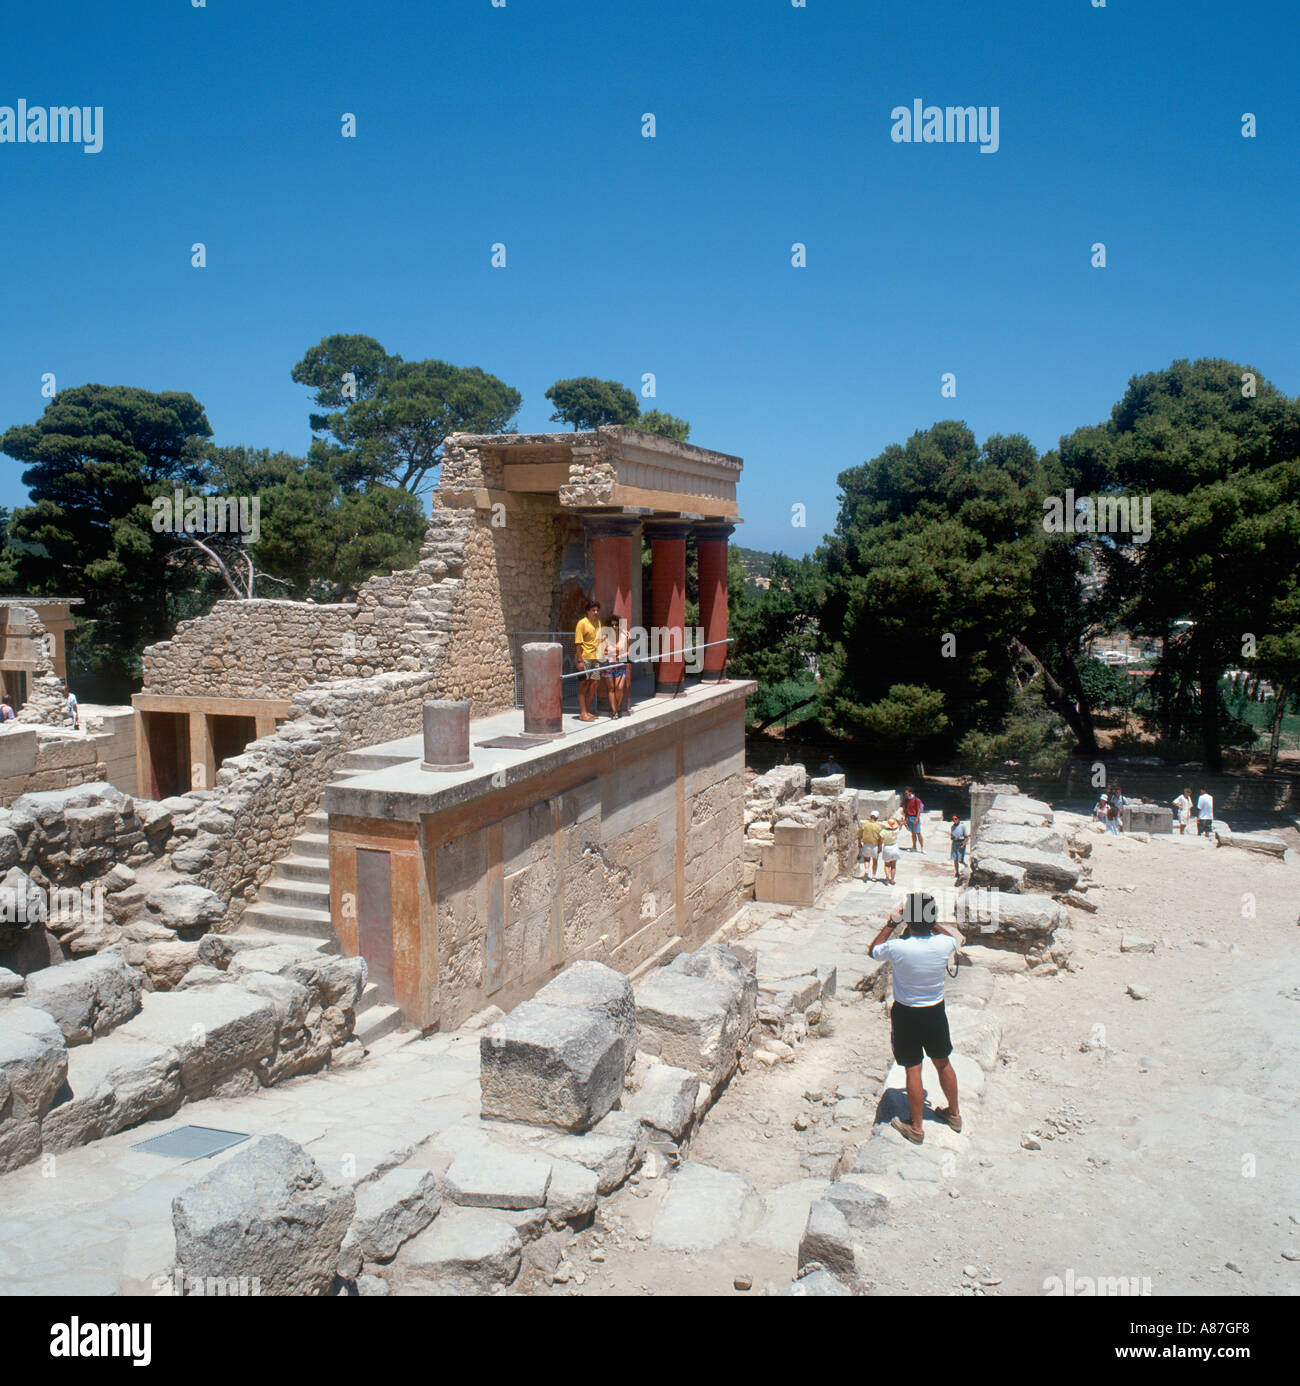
[1172, 788, 1192, 835]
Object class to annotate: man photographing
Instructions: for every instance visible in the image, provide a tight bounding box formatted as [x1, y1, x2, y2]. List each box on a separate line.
[868, 892, 962, 1145]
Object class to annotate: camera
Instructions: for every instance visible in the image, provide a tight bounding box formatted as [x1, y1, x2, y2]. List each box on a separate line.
[897, 891, 937, 938]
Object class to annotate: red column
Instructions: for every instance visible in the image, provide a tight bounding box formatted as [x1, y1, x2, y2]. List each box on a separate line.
[696, 523, 733, 681]
[590, 520, 639, 628]
[649, 524, 689, 695]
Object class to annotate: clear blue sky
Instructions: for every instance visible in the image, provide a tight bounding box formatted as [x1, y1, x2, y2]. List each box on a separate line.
[1, 0, 1296, 555]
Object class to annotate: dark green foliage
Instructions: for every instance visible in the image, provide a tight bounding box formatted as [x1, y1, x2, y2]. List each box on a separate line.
[1, 384, 213, 696]
[544, 378, 640, 431]
[293, 334, 522, 494]
[629, 410, 690, 442]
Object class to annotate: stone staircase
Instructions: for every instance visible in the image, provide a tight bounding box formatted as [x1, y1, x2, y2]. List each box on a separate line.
[237, 744, 416, 1049]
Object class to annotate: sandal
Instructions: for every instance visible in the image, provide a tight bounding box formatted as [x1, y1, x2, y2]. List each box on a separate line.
[936, 1107, 963, 1133]
[890, 1117, 924, 1145]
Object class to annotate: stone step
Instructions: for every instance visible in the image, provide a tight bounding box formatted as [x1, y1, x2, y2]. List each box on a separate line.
[234, 926, 337, 955]
[354, 999, 406, 1048]
[274, 854, 332, 884]
[259, 878, 331, 910]
[293, 833, 331, 860]
[303, 811, 329, 831]
[239, 901, 335, 940]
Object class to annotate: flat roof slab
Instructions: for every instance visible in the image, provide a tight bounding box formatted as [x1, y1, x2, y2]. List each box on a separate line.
[322, 680, 754, 823]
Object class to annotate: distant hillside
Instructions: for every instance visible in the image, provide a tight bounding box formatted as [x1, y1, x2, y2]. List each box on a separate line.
[733, 544, 775, 590]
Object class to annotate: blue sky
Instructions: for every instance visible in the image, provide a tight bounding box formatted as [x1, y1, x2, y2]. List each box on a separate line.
[1, 0, 1296, 556]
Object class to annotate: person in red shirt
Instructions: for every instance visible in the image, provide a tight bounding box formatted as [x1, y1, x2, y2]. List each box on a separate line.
[903, 786, 924, 852]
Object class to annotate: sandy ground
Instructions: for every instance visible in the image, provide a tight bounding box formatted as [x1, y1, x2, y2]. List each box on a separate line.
[528, 826, 1300, 1297]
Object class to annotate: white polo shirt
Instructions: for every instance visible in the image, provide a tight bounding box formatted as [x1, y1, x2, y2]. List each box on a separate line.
[871, 933, 957, 1007]
[1197, 793, 1214, 820]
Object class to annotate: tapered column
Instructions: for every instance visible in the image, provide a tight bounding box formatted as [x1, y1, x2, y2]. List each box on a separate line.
[648, 523, 689, 695]
[696, 523, 733, 681]
[589, 517, 640, 629]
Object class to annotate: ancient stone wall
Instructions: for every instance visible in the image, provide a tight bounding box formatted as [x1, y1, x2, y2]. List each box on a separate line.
[140, 506, 476, 698]
[191, 671, 437, 927]
[1, 710, 137, 806]
[416, 706, 747, 1031]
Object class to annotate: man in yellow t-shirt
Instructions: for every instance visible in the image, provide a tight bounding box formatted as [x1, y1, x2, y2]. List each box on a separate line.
[858, 811, 884, 879]
[574, 600, 603, 721]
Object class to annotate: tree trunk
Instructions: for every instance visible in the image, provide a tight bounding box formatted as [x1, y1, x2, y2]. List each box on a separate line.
[1010, 637, 1100, 754]
[1267, 684, 1289, 772]
[1199, 648, 1223, 772]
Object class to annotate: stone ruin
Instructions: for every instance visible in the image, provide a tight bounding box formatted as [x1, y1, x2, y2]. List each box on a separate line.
[155, 931, 845, 1296]
[743, 765, 858, 905]
[0, 779, 369, 1174]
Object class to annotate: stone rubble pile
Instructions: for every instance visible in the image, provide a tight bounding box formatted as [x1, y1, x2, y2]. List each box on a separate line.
[0, 932, 365, 1172]
[157, 943, 763, 1295]
[962, 787, 1083, 950]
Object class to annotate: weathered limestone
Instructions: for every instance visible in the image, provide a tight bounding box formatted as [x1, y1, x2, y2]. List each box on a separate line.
[541, 1112, 645, 1194]
[986, 792, 1054, 826]
[114, 986, 277, 1097]
[798, 1198, 856, 1279]
[531, 962, 637, 1073]
[969, 780, 1019, 845]
[970, 842, 1080, 893]
[444, 1147, 553, 1210]
[543, 1157, 599, 1226]
[1123, 802, 1174, 835]
[400, 1207, 522, 1292]
[173, 1135, 355, 1296]
[22, 951, 141, 1045]
[975, 821, 1066, 855]
[479, 1000, 625, 1133]
[626, 1062, 699, 1140]
[338, 1168, 441, 1278]
[40, 1033, 181, 1151]
[969, 858, 1027, 892]
[0, 1005, 67, 1171]
[635, 968, 746, 1093]
[651, 1161, 758, 1251]
[822, 1179, 889, 1233]
[1215, 829, 1287, 859]
[957, 889, 1066, 943]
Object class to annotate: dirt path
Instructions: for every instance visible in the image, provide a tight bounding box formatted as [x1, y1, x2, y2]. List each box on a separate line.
[538, 829, 1300, 1297]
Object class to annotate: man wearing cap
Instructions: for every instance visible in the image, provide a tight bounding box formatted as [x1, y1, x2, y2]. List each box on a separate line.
[858, 810, 884, 880]
[868, 893, 963, 1145]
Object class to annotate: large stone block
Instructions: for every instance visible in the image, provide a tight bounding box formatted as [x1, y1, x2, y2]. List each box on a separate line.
[41, 1032, 181, 1151]
[0, 1005, 67, 1170]
[23, 952, 142, 1046]
[975, 821, 1066, 855]
[339, 1168, 440, 1276]
[444, 1146, 553, 1210]
[400, 1207, 522, 1292]
[173, 1135, 355, 1295]
[799, 1198, 855, 1279]
[115, 986, 277, 1094]
[986, 792, 1052, 827]
[956, 889, 1066, 942]
[626, 1063, 699, 1140]
[970, 842, 1079, 893]
[532, 961, 637, 1072]
[479, 999, 624, 1133]
[1123, 803, 1174, 835]
[144, 883, 225, 934]
[969, 857, 1027, 892]
[635, 968, 746, 1092]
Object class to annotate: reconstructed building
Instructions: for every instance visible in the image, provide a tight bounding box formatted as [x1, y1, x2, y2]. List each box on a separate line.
[134, 428, 751, 1030]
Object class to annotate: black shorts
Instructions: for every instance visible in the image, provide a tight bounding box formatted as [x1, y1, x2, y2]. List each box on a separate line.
[1197, 817, 1213, 836]
[890, 1000, 952, 1068]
